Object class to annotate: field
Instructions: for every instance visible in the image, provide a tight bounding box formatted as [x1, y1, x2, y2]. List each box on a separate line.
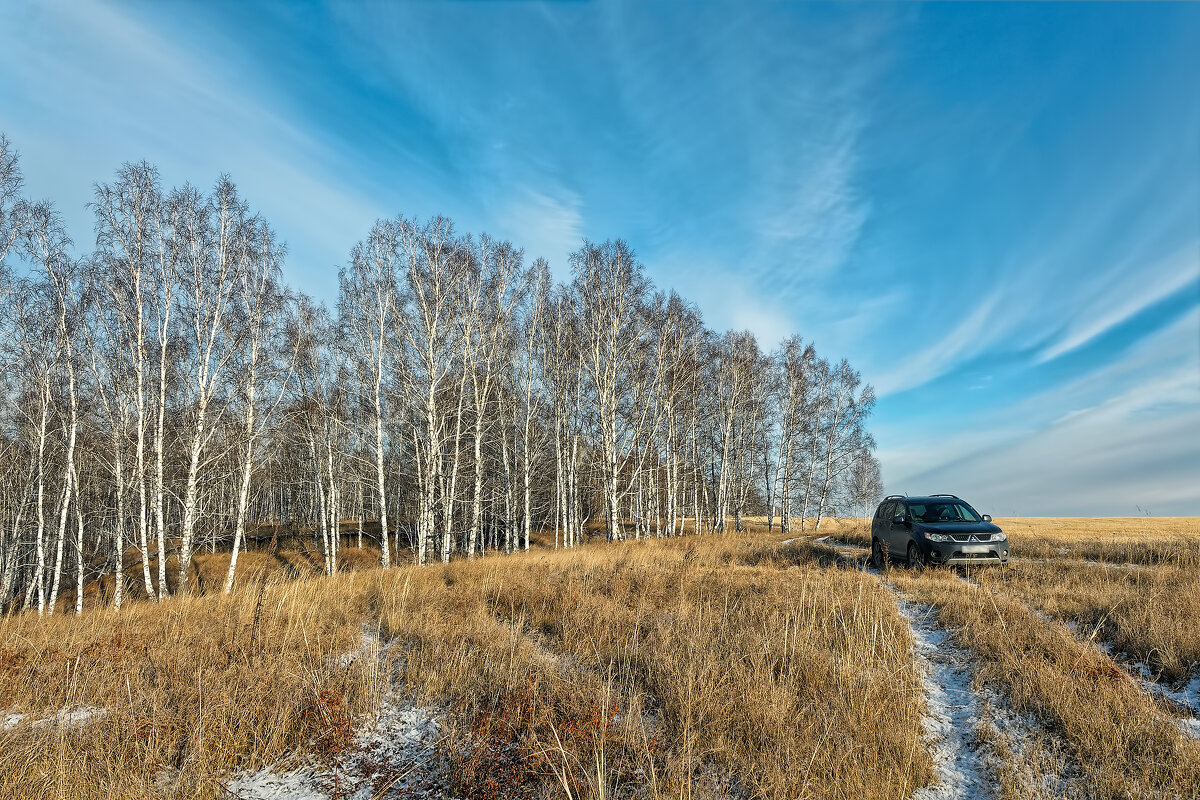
[1, 518, 1198, 800]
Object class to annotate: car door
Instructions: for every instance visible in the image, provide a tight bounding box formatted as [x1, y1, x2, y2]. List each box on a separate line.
[879, 501, 898, 555]
[887, 501, 907, 555]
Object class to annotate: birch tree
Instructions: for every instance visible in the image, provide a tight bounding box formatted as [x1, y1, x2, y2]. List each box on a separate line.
[175, 178, 249, 594]
[91, 164, 162, 598]
[569, 240, 654, 541]
[341, 220, 400, 569]
[224, 220, 292, 593]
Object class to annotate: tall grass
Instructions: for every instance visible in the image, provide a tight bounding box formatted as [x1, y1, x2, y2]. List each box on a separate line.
[0, 536, 930, 800]
[372, 538, 932, 799]
[892, 567, 1200, 799]
[3, 517, 1198, 799]
[0, 572, 381, 798]
[977, 558, 1200, 682]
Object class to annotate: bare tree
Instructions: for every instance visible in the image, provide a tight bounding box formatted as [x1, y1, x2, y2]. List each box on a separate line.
[224, 220, 292, 593]
[92, 164, 163, 598]
[0, 132, 889, 614]
[341, 220, 400, 569]
[394, 217, 467, 565]
[813, 361, 875, 529]
[22, 202, 81, 613]
[174, 179, 249, 594]
[569, 240, 654, 541]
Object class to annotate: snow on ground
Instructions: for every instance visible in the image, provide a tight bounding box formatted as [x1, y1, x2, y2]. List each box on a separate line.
[953, 570, 983, 590]
[890, 590, 1079, 799]
[895, 599, 992, 800]
[337, 625, 381, 669]
[225, 626, 456, 800]
[977, 685, 1079, 799]
[224, 696, 452, 800]
[1, 705, 107, 731]
[1166, 675, 1200, 738]
[1056, 613, 1200, 738]
[1088, 636, 1200, 739]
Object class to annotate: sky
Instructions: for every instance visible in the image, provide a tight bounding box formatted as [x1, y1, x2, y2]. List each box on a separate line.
[1, 1, 1197, 516]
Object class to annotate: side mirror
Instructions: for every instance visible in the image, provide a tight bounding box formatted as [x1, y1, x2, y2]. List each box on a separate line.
[891, 514, 907, 526]
[982, 514, 992, 522]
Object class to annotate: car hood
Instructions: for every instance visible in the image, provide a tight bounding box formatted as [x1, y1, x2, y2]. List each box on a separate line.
[918, 522, 1002, 535]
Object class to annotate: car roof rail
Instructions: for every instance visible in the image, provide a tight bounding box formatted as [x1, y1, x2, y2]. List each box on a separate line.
[930, 494, 959, 498]
[883, 494, 907, 501]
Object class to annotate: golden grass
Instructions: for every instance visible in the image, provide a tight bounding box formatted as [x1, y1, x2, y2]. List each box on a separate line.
[976, 557, 1200, 682]
[0, 572, 383, 798]
[891, 566, 1200, 799]
[0, 534, 932, 800]
[788, 516, 1200, 567]
[375, 538, 931, 799]
[3, 516, 1199, 799]
[999, 517, 1200, 567]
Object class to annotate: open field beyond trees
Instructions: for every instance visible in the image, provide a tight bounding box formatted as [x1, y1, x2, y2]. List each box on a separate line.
[1, 517, 1199, 800]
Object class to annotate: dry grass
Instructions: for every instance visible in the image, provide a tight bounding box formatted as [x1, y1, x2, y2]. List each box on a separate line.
[976, 557, 1200, 682]
[891, 566, 1200, 799]
[1, 534, 930, 800]
[1000, 517, 1200, 567]
[784, 515, 1200, 567]
[3, 517, 1199, 799]
[0, 569, 386, 798]
[373, 536, 932, 799]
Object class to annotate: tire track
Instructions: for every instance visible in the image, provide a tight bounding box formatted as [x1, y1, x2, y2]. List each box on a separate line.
[894, 597, 993, 800]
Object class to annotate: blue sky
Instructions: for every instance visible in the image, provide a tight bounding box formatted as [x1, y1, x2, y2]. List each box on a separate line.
[1, 1, 1197, 515]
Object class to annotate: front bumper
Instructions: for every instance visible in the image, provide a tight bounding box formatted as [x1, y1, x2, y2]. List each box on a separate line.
[922, 540, 1010, 566]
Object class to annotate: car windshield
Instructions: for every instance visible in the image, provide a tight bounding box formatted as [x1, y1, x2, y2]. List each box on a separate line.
[909, 501, 981, 524]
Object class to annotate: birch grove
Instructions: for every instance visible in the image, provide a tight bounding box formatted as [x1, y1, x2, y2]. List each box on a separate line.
[0, 136, 882, 612]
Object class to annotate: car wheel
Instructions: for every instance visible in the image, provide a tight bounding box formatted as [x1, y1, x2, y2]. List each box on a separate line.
[907, 542, 925, 571]
[871, 538, 887, 568]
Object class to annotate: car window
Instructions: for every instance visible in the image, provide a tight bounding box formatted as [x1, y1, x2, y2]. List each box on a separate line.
[911, 501, 982, 523]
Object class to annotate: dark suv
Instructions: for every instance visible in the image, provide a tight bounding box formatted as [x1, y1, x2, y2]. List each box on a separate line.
[871, 494, 1009, 568]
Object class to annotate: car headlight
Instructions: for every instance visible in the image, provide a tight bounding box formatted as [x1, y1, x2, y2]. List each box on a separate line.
[990, 532, 1007, 542]
[925, 533, 952, 542]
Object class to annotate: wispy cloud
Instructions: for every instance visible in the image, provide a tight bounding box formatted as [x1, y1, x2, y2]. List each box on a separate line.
[2, 1, 1197, 515]
[1037, 243, 1199, 363]
[0, 0, 385, 296]
[870, 294, 1003, 396]
[882, 307, 1200, 514]
[489, 186, 584, 280]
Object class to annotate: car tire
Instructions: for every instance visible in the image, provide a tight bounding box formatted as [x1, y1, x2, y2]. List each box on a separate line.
[907, 542, 925, 571]
[871, 538, 887, 569]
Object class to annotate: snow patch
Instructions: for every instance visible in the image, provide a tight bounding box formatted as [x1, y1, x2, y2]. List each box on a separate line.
[1110, 652, 1200, 738]
[338, 625, 381, 669]
[1065, 619, 1200, 738]
[225, 764, 327, 800]
[1, 705, 107, 731]
[953, 570, 983, 590]
[229, 628, 454, 799]
[977, 687, 1079, 798]
[896, 600, 992, 800]
[225, 698, 451, 800]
